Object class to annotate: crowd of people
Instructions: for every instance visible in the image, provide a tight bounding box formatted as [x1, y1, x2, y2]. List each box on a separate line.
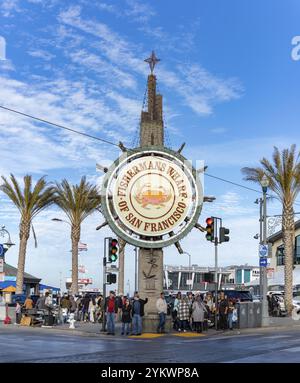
[170, 291, 238, 332]
[15, 290, 238, 334]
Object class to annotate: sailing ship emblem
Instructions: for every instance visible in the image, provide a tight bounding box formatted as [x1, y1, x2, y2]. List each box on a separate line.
[134, 183, 172, 209]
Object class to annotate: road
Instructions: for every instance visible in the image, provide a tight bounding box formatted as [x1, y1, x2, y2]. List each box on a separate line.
[1, 326, 300, 363]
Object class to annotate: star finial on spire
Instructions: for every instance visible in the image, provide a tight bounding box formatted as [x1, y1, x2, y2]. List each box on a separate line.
[144, 51, 160, 74]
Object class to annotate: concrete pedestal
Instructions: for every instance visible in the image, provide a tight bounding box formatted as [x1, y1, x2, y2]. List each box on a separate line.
[138, 248, 165, 332]
[142, 314, 173, 333]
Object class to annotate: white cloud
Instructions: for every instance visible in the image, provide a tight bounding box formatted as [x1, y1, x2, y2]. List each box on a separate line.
[203, 191, 256, 216]
[58, 6, 242, 116]
[28, 49, 56, 61]
[125, 0, 155, 23]
[0, 0, 20, 17]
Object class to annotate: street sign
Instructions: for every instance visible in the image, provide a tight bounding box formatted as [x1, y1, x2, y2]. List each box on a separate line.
[259, 257, 268, 267]
[0, 244, 4, 257]
[259, 244, 268, 257]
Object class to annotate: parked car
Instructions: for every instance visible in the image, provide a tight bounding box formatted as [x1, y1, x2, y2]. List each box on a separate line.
[251, 294, 261, 302]
[223, 290, 253, 302]
[267, 292, 287, 316]
[293, 297, 300, 314]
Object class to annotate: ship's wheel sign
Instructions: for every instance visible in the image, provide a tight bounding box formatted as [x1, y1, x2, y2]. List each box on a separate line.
[101, 147, 203, 248]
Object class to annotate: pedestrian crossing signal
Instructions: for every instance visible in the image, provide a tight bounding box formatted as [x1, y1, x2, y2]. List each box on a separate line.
[108, 238, 118, 262]
[219, 227, 230, 243]
[205, 217, 214, 242]
[107, 273, 117, 284]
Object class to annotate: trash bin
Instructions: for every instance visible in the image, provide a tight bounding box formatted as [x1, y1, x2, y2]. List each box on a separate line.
[44, 314, 54, 326]
[237, 302, 248, 329]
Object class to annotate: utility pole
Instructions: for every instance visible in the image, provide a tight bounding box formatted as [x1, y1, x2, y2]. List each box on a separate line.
[214, 235, 218, 330]
[261, 175, 269, 326]
[101, 237, 108, 332]
[258, 198, 263, 300]
[212, 217, 222, 330]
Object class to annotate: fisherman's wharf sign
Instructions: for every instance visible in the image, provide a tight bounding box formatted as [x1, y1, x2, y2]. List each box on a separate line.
[101, 148, 203, 248]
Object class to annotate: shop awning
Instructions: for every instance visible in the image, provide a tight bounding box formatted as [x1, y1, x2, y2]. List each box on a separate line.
[2, 285, 16, 292]
[0, 281, 16, 290]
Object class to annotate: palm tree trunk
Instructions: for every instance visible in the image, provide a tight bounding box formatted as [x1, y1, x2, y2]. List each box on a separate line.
[282, 202, 295, 316]
[117, 238, 126, 296]
[71, 224, 80, 295]
[16, 220, 30, 294]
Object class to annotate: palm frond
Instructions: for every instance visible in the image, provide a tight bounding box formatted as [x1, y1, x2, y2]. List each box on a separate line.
[54, 176, 101, 226]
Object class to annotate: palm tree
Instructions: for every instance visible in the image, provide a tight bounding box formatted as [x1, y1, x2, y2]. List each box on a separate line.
[54, 177, 101, 295]
[0, 174, 56, 294]
[242, 145, 300, 315]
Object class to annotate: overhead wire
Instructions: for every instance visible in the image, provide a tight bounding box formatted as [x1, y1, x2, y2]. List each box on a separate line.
[2, 103, 300, 208]
[0, 105, 120, 148]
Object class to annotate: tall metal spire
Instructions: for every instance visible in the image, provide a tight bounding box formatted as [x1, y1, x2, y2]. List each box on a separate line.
[144, 51, 160, 74]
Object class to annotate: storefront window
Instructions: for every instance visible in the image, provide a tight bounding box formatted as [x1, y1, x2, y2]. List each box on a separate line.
[276, 235, 300, 266]
[295, 235, 300, 264]
[276, 245, 285, 266]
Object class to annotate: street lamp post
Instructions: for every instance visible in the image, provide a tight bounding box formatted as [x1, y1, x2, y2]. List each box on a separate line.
[0, 226, 15, 247]
[182, 252, 192, 290]
[0, 226, 15, 259]
[260, 175, 269, 326]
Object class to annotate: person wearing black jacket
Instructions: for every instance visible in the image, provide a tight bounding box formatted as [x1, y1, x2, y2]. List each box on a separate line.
[121, 298, 132, 335]
[131, 292, 148, 335]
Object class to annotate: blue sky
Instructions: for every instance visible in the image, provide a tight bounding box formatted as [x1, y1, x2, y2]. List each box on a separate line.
[0, 0, 300, 292]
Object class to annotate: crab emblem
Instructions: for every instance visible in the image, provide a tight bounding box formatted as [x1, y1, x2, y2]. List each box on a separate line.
[134, 183, 172, 209]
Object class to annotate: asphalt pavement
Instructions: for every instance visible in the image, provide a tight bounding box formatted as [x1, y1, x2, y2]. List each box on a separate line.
[1, 322, 300, 363]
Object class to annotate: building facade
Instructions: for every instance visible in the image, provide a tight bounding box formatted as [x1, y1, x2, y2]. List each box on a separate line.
[163, 264, 259, 293]
[268, 219, 300, 272]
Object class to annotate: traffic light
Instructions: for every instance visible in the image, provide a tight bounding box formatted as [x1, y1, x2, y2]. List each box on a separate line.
[107, 273, 117, 284]
[219, 227, 230, 243]
[205, 217, 214, 242]
[108, 238, 118, 262]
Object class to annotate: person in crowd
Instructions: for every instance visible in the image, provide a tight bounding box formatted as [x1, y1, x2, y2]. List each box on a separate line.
[35, 293, 44, 310]
[95, 295, 103, 323]
[15, 300, 22, 324]
[156, 292, 168, 333]
[81, 294, 91, 322]
[105, 291, 118, 335]
[192, 294, 207, 333]
[60, 294, 70, 309]
[131, 291, 148, 336]
[75, 295, 82, 321]
[44, 292, 52, 307]
[172, 292, 181, 331]
[69, 295, 77, 314]
[187, 292, 194, 330]
[117, 295, 125, 321]
[121, 297, 132, 335]
[88, 295, 96, 323]
[177, 295, 190, 332]
[60, 293, 71, 323]
[227, 300, 235, 330]
[218, 291, 229, 330]
[203, 300, 209, 331]
[24, 295, 34, 310]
